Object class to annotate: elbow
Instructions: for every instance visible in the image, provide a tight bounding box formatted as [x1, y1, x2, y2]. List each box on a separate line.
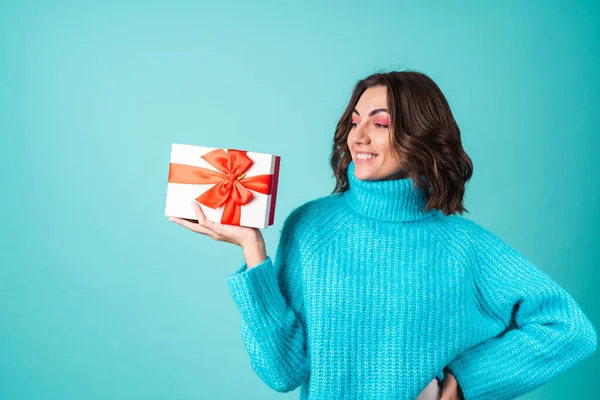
[271, 382, 299, 393]
[549, 292, 598, 363]
[533, 306, 598, 372]
[562, 313, 597, 363]
[267, 371, 307, 393]
[576, 317, 597, 359]
[254, 360, 309, 393]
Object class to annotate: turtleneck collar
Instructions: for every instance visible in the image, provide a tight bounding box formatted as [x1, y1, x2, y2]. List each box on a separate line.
[341, 160, 440, 223]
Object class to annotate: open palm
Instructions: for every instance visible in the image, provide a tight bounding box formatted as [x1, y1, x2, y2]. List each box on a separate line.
[169, 201, 262, 248]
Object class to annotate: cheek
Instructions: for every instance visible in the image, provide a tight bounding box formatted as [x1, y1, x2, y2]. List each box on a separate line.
[372, 136, 393, 154]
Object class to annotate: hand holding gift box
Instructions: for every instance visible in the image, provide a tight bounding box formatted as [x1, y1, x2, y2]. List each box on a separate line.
[165, 143, 281, 229]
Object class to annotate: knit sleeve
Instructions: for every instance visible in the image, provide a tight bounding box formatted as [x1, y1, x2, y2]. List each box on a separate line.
[446, 221, 597, 400]
[226, 209, 310, 393]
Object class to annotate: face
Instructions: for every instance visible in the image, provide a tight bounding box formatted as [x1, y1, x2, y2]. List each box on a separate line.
[347, 85, 405, 181]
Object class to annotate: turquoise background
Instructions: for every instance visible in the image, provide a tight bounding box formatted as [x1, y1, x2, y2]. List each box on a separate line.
[1, 0, 598, 398]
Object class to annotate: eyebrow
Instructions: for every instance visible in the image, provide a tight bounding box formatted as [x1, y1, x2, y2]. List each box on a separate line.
[352, 108, 388, 117]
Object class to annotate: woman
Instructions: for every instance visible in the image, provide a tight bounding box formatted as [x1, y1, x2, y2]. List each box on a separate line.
[169, 71, 597, 399]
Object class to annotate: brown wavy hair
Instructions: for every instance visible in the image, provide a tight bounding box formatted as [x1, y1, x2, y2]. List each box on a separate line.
[330, 70, 474, 216]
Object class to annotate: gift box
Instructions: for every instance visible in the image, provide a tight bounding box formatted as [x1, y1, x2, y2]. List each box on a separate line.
[165, 143, 281, 228]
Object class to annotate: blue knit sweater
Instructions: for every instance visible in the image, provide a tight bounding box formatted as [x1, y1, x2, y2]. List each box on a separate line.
[226, 160, 597, 399]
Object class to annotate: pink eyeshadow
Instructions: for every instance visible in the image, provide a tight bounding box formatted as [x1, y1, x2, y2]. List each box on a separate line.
[374, 116, 390, 125]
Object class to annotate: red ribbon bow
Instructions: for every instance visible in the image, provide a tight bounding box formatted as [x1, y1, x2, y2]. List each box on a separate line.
[168, 148, 274, 226]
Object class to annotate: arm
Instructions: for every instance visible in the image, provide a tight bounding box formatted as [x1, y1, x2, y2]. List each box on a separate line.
[226, 209, 310, 392]
[446, 221, 597, 400]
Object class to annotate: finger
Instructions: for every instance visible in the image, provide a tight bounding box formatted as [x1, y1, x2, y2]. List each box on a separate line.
[169, 216, 224, 240]
[439, 387, 446, 400]
[193, 224, 221, 240]
[191, 201, 206, 222]
[439, 379, 448, 400]
[440, 378, 456, 400]
[169, 217, 201, 231]
[191, 201, 223, 233]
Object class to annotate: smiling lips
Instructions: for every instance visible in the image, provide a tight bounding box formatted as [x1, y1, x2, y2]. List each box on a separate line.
[355, 152, 378, 162]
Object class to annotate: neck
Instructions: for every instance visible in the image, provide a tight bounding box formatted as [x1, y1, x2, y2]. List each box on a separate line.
[341, 160, 440, 223]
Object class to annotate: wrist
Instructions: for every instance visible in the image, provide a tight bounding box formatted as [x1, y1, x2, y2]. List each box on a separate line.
[241, 233, 264, 252]
[241, 229, 263, 248]
[242, 237, 267, 269]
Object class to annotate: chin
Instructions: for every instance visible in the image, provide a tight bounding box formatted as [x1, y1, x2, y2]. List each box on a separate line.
[353, 170, 377, 181]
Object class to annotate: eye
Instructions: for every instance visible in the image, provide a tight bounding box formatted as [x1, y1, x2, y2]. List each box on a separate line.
[374, 123, 389, 128]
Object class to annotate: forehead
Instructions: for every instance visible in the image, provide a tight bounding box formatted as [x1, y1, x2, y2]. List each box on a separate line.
[355, 85, 388, 111]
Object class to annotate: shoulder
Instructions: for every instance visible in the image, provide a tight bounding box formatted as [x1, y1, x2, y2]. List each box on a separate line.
[278, 194, 348, 251]
[436, 215, 500, 244]
[283, 194, 344, 227]
[439, 216, 529, 268]
[285, 194, 337, 219]
[428, 215, 506, 260]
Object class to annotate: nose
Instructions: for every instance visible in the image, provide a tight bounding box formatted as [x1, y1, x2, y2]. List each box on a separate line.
[350, 122, 370, 145]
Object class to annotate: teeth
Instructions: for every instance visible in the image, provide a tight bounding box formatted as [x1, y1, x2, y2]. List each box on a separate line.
[357, 153, 377, 159]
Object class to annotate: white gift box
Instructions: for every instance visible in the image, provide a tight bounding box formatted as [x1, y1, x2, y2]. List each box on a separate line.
[165, 143, 281, 228]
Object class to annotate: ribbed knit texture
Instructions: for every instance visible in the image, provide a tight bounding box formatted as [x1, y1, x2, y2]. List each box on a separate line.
[226, 160, 597, 400]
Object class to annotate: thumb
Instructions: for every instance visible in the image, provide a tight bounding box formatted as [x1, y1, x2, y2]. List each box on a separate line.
[191, 201, 220, 231]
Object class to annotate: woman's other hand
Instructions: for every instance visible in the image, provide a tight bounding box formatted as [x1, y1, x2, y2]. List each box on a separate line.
[440, 370, 464, 400]
[168, 201, 262, 250]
